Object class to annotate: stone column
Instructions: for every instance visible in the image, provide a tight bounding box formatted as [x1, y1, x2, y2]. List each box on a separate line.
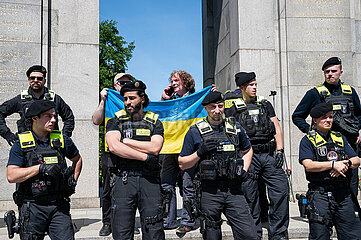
[0, 0, 99, 209]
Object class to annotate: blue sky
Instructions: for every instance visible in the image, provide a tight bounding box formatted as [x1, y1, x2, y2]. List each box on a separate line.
[99, 0, 203, 101]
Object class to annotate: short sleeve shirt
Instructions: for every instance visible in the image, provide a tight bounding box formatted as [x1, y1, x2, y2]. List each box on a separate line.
[180, 120, 251, 157]
[7, 132, 79, 167]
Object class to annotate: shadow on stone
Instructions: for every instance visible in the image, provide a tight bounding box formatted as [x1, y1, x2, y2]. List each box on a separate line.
[72, 218, 100, 233]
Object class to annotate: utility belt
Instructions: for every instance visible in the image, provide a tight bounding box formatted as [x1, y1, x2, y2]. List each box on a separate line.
[22, 193, 67, 205]
[308, 181, 348, 193]
[114, 169, 159, 178]
[252, 140, 276, 154]
[199, 158, 245, 181]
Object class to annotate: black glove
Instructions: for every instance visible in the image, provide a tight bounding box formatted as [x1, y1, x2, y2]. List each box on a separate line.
[4, 131, 17, 146]
[197, 139, 218, 158]
[274, 152, 284, 168]
[237, 169, 249, 181]
[145, 154, 160, 171]
[39, 164, 62, 177]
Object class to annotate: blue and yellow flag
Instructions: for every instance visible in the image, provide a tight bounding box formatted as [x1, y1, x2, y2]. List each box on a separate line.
[105, 86, 211, 154]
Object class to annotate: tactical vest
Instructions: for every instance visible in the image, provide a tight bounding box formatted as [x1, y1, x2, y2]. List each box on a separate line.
[112, 109, 159, 172]
[315, 84, 359, 136]
[18, 89, 56, 133]
[305, 130, 350, 184]
[195, 118, 245, 181]
[17, 130, 68, 200]
[225, 96, 276, 144]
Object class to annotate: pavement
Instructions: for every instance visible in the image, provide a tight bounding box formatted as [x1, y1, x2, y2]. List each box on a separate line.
[0, 194, 341, 240]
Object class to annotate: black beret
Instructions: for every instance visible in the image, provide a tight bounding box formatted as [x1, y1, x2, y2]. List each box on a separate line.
[26, 65, 47, 78]
[201, 91, 224, 106]
[25, 100, 55, 118]
[322, 57, 342, 71]
[120, 80, 147, 96]
[235, 72, 256, 86]
[310, 102, 333, 118]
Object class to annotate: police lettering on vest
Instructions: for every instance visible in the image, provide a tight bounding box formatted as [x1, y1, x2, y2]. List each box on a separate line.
[224, 95, 276, 144]
[315, 83, 359, 136]
[305, 130, 350, 183]
[111, 109, 159, 172]
[195, 118, 245, 181]
[16, 130, 72, 202]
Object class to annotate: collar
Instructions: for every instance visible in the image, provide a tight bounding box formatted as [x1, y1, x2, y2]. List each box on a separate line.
[323, 80, 341, 93]
[174, 91, 190, 99]
[315, 129, 331, 141]
[28, 86, 49, 100]
[31, 131, 50, 145]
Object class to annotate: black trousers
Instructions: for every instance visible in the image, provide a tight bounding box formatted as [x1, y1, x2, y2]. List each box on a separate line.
[308, 187, 361, 240]
[242, 152, 289, 239]
[101, 151, 112, 225]
[201, 180, 257, 240]
[19, 199, 74, 240]
[111, 174, 165, 240]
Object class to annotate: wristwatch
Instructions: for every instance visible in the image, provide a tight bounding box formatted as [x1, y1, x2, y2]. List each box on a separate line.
[277, 149, 284, 153]
[347, 159, 352, 168]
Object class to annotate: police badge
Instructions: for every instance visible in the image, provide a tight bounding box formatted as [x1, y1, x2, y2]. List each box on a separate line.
[317, 146, 327, 157]
[326, 151, 338, 161]
[341, 102, 347, 114]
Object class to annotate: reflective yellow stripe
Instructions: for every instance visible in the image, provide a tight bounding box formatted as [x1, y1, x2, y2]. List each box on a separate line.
[144, 111, 159, 124]
[330, 131, 344, 147]
[195, 118, 213, 135]
[18, 131, 35, 149]
[341, 84, 352, 94]
[307, 131, 344, 148]
[333, 105, 341, 111]
[136, 129, 151, 136]
[315, 85, 330, 96]
[49, 130, 64, 148]
[115, 109, 130, 120]
[225, 99, 234, 109]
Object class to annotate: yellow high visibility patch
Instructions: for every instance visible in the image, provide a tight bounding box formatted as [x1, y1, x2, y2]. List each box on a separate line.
[249, 109, 259, 115]
[223, 144, 235, 151]
[333, 105, 341, 111]
[225, 99, 234, 109]
[136, 129, 151, 136]
[44, 156, 58, 164]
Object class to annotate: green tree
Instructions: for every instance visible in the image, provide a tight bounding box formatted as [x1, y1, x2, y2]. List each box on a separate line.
[99, 19, 135, 90]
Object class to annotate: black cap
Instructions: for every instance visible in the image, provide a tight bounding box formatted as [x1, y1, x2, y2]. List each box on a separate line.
[26, 65, 47, 78]
[322, 57, 342, 71]
[120, 80, 147, 96]
[235, 72, 256, 86]
[25, 100, 55, 118]
[310, 102, 333, 118]
[201, 91, 224, 106]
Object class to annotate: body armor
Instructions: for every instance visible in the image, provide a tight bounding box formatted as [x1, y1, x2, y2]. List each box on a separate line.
[111, 109, 159, 172]
[195, 118, 244, 181]
[225, 95, 275, 144]
[17, 130, 69, 200]
[305, 130, 350, 183]
[18, 89, 55, 133]
[315, 84, 359, 136]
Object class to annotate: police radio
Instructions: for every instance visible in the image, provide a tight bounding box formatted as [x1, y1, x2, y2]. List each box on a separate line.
[296, 193, 309, 218]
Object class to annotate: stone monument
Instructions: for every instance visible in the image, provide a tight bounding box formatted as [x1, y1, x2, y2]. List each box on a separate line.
[0, 0, 99, 209]
[202, 0, 361, 192]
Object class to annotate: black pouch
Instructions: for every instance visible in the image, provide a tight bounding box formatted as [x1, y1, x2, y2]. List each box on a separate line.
[199, 160, 217, 181]
[229, 159, 244, 180]
[31, 180, 48, 197]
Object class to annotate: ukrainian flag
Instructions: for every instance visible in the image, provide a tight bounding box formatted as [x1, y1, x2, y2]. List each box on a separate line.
[105, 86, 211, 154]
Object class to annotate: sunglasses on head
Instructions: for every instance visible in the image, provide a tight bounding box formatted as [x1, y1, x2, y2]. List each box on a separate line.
[29, 76, 44, 81]
[116, 80, 131, 86]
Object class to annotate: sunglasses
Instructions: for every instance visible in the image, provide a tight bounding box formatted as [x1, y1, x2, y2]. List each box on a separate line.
[116, 80, 131, 86]
[29, 76, 44, 81]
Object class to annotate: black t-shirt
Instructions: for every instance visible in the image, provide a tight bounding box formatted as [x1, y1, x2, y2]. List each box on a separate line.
[7, 132, 79, 167]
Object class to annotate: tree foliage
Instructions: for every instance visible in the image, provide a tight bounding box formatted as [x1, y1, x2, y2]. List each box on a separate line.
[99, 19, 135, 90]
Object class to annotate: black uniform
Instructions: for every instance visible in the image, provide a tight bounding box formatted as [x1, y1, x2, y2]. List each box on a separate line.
[299, 130, 361, 240]
[292, 81, 361, 197]
[0, 87, 75, 139]
[106, 109, 165, 240]
[7, 131, 79, 240]
[225, 94, 289, 240]
[180, 118, 257, 240]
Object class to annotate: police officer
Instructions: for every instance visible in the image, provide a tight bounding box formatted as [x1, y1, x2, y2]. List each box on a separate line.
[6, 99, 82, 240]
[225, 72, 289, 240]
[178, 91, 257, 240]
[0, 65, 75, 146]
[298, 102, 361, 239]
[292, 57, 361, 198]
[106, 80, 165, 240]
[92, 72, 135, 236]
